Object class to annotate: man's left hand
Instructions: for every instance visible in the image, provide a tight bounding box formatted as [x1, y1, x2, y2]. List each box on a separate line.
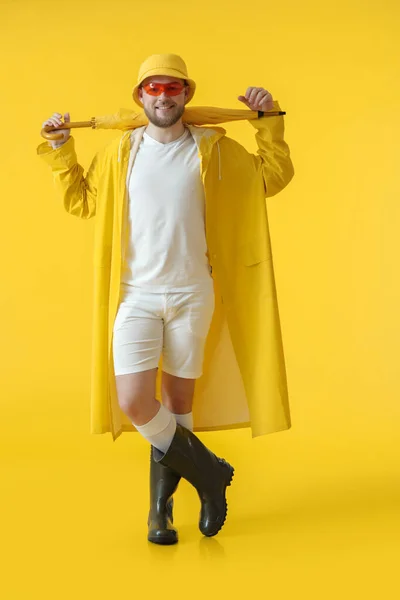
[238, 87, 274, 112]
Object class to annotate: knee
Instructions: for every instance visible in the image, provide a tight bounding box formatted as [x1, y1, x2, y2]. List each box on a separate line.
[115, 379, 147, 420]
[118, 394, 143, 420]
[115, 369, 158, 422]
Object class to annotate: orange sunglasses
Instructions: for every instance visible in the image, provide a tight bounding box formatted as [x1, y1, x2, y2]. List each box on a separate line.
[141, 81, 186, 96]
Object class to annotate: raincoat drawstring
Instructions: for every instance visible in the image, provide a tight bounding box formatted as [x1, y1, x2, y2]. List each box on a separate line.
[217, 141, 221, 180]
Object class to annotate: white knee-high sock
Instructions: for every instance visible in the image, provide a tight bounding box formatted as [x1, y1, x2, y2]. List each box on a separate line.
[173, 412, 193, 431]
[135, 404, 176, 453]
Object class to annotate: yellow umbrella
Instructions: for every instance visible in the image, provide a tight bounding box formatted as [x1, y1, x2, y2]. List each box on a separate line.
[40, 106, 286, 141]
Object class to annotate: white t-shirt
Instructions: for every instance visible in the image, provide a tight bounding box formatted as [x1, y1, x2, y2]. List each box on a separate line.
[121, 126, 213, 293]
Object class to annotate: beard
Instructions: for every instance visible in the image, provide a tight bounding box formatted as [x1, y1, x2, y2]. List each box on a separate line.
[143, 102, 185, 128]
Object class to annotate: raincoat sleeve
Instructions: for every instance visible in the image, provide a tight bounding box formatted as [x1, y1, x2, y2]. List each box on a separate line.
[36, 136, 100, 219]
[248, 100, 295, 197]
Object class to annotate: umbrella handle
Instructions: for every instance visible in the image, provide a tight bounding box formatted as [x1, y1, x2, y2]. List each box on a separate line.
[41, 118, 96, 141]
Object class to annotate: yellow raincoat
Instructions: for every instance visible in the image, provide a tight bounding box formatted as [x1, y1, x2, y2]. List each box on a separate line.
[37, 100, 295, 441]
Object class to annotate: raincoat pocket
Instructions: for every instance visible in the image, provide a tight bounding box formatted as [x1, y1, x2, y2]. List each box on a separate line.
[240, 237, 272, 266]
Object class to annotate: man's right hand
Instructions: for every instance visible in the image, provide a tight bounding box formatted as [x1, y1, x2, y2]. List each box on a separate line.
[42, 112, 71, 149]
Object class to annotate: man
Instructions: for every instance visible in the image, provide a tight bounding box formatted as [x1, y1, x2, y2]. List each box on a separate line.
[38, 53, 294, 546]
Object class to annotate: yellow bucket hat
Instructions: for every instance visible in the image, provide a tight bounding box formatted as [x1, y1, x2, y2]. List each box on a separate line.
[132, 53, 196, 108]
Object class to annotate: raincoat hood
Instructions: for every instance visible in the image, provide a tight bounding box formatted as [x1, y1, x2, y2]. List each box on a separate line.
[117, 122, 226, 182]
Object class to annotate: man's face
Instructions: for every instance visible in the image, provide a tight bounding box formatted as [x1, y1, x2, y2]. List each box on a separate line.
[139, 76, 189, 128]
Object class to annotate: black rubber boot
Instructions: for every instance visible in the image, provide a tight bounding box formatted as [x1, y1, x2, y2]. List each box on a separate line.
[153, 424, 234, 537]
[147, 446, 181, 545]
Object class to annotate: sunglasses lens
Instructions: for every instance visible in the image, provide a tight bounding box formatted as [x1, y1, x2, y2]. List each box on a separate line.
[143, 82, 185, 96]
[144, 84, 160, 96]
[165, 83, 184, 95]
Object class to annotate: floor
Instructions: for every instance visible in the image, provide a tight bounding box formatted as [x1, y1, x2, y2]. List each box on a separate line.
[2, 427, 399, 599]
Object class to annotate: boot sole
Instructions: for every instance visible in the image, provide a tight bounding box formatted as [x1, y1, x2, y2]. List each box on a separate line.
[201, 461, 235, 537]
[148, 531, 178, 545]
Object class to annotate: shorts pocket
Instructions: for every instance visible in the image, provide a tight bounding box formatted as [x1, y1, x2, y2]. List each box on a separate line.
[113, 304, 129, 333]
[188, 291, 215, 338]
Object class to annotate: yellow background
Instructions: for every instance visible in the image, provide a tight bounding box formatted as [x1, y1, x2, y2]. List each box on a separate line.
[1, 0, 399, 597]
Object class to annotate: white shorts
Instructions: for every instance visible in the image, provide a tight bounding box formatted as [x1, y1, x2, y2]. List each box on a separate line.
[112, 285, 215, 379]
